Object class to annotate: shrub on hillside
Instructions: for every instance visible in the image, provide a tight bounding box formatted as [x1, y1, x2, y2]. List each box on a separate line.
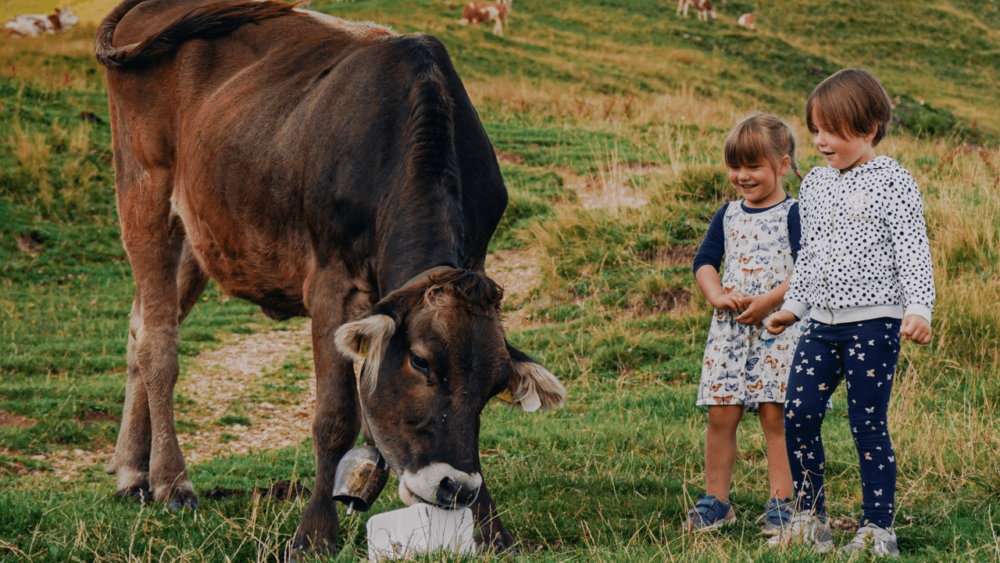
[674, 165, 730, 203]
[892, 94, 957, 139]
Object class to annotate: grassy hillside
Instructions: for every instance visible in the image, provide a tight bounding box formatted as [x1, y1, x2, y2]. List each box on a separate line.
[1, 1, 999, 561]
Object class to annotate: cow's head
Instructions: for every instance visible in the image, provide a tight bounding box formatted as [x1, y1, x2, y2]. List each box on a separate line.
[334, 268, 564, 508]
[56, 8, 78, 28]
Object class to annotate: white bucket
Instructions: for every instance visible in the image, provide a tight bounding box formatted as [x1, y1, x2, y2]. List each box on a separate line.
[366, 503, 476, 561]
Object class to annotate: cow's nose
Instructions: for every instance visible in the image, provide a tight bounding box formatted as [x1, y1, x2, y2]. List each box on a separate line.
[435, 476, 479, 508]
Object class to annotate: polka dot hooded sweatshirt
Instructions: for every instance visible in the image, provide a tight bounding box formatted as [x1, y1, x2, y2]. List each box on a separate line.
[781, 155, 935, 325]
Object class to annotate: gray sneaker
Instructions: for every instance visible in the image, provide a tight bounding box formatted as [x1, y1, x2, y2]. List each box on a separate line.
[839, 525, 900, 557]
[766, 510, 833, 552]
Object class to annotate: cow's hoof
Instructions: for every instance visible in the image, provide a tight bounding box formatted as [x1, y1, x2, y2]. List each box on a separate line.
[168, 496, 198, 511]
[477, 530, 516, 554]
[116, 486, 153, 503]
[285, 544, 305, 563]
[285, 542, 334, 563]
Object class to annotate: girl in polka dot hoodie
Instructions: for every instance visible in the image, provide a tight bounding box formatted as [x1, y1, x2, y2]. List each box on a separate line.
[765, 69, 935, 557]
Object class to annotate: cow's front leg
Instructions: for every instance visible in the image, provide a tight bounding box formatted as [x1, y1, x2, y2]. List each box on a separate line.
[291, 278, 362, 556]
[471, 479, 515, 552]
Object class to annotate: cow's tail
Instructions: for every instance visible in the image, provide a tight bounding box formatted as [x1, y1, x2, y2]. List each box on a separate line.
[95, 0, 299, 68]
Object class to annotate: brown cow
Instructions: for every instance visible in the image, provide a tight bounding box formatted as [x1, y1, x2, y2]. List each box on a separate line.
[94, 0, 564, 557]
[458, 0, 510, 36]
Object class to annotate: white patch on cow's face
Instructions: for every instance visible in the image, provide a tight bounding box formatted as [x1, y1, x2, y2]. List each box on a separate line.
[334, 314, 396, 393]
[58, 8, 78, 28]
[510, 361, 566, 412]
[398, 463, 482, 507]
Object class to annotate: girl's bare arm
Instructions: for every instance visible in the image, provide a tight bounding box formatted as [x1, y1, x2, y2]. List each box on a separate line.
[696, 265, 748, 312]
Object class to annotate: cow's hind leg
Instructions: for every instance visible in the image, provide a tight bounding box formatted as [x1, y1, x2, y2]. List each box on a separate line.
[291, 274, 362, 556]
[108, 241, 207, 501]
[113, 169, 198, 510]
[106, 293, 153, 501]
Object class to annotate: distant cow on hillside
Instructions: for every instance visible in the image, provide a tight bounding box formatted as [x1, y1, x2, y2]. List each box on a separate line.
[459, 0, 510, 36]
[5, 8, 79, 37]
[738, 13, 755, 29]
[677, 0, 717, 21]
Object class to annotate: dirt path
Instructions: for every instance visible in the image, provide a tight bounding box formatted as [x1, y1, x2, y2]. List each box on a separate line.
[17, 323, 316, 480]
[557, 166, 654, 210]
[175, 323, 316, 465]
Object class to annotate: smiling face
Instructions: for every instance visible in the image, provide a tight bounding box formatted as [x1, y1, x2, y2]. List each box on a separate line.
[728, 156, 789, 208]
[810, 107, 878, 172]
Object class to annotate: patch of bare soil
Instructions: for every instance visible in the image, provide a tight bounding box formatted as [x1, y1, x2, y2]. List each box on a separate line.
[177, 322, 315, 465]
[0, 409, 34, 429]
[33, 322, 317, 480]
[486, 248, 542, 330]
[494, 149, 524, 165]
[557, 166, 651, 210]
[31, 447, 111, 481]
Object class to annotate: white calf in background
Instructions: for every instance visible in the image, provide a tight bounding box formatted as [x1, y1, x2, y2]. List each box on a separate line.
[5, 8, 79, 38]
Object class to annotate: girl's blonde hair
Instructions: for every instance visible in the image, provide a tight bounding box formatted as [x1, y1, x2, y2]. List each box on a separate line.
[724, 112, 802, 180]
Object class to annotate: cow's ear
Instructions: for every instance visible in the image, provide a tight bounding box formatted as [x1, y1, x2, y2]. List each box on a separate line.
[505, 342, 566, 412]
[335, 315, 396, 391]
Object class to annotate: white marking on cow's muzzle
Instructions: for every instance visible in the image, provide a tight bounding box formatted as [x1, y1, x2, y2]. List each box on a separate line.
[398, 463, 482, 508]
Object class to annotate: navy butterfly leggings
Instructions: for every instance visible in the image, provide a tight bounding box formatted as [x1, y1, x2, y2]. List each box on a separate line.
[784, 318, 901, 529]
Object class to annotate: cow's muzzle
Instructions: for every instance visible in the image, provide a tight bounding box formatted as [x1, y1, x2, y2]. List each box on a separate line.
[398, 463, 481, 509]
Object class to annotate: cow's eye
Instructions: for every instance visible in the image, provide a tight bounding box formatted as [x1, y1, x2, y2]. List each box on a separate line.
[410, 353, 430, 375]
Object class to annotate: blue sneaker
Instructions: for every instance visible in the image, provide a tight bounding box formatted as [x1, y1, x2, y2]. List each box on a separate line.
[760, 497, 794, 536]
[683, 494, 736, 531]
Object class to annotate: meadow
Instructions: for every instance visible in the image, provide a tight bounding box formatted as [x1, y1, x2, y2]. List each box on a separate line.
[1, 0, 998, 561]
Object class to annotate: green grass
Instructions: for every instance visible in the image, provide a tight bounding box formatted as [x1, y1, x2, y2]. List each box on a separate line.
[2, 1, 1000, 561]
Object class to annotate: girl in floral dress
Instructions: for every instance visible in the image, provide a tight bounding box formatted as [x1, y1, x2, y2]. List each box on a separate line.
[685, 113, 803, 534]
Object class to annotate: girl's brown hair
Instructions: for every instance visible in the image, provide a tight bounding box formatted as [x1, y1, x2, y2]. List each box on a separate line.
[724, 112, 801, 180]
[806, 68, 893, 146]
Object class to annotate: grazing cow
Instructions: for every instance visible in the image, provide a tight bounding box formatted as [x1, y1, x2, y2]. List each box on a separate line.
[5, 7, 79, 37]
[458, 0, 510, 36]
[94, 0, 564, 557]
[677, 0, 717, 21]
[738, 13, 756, 29]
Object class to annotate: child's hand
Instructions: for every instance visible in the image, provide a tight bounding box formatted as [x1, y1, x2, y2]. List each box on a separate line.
[764, 310, 799, 335]
[900, 315, 932, 344]
[734, 295, 773, 327]
[713, 291, 749, 313]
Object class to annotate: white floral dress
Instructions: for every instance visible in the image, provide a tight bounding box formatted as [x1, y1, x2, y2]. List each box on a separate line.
[697, 198, 802, 411]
